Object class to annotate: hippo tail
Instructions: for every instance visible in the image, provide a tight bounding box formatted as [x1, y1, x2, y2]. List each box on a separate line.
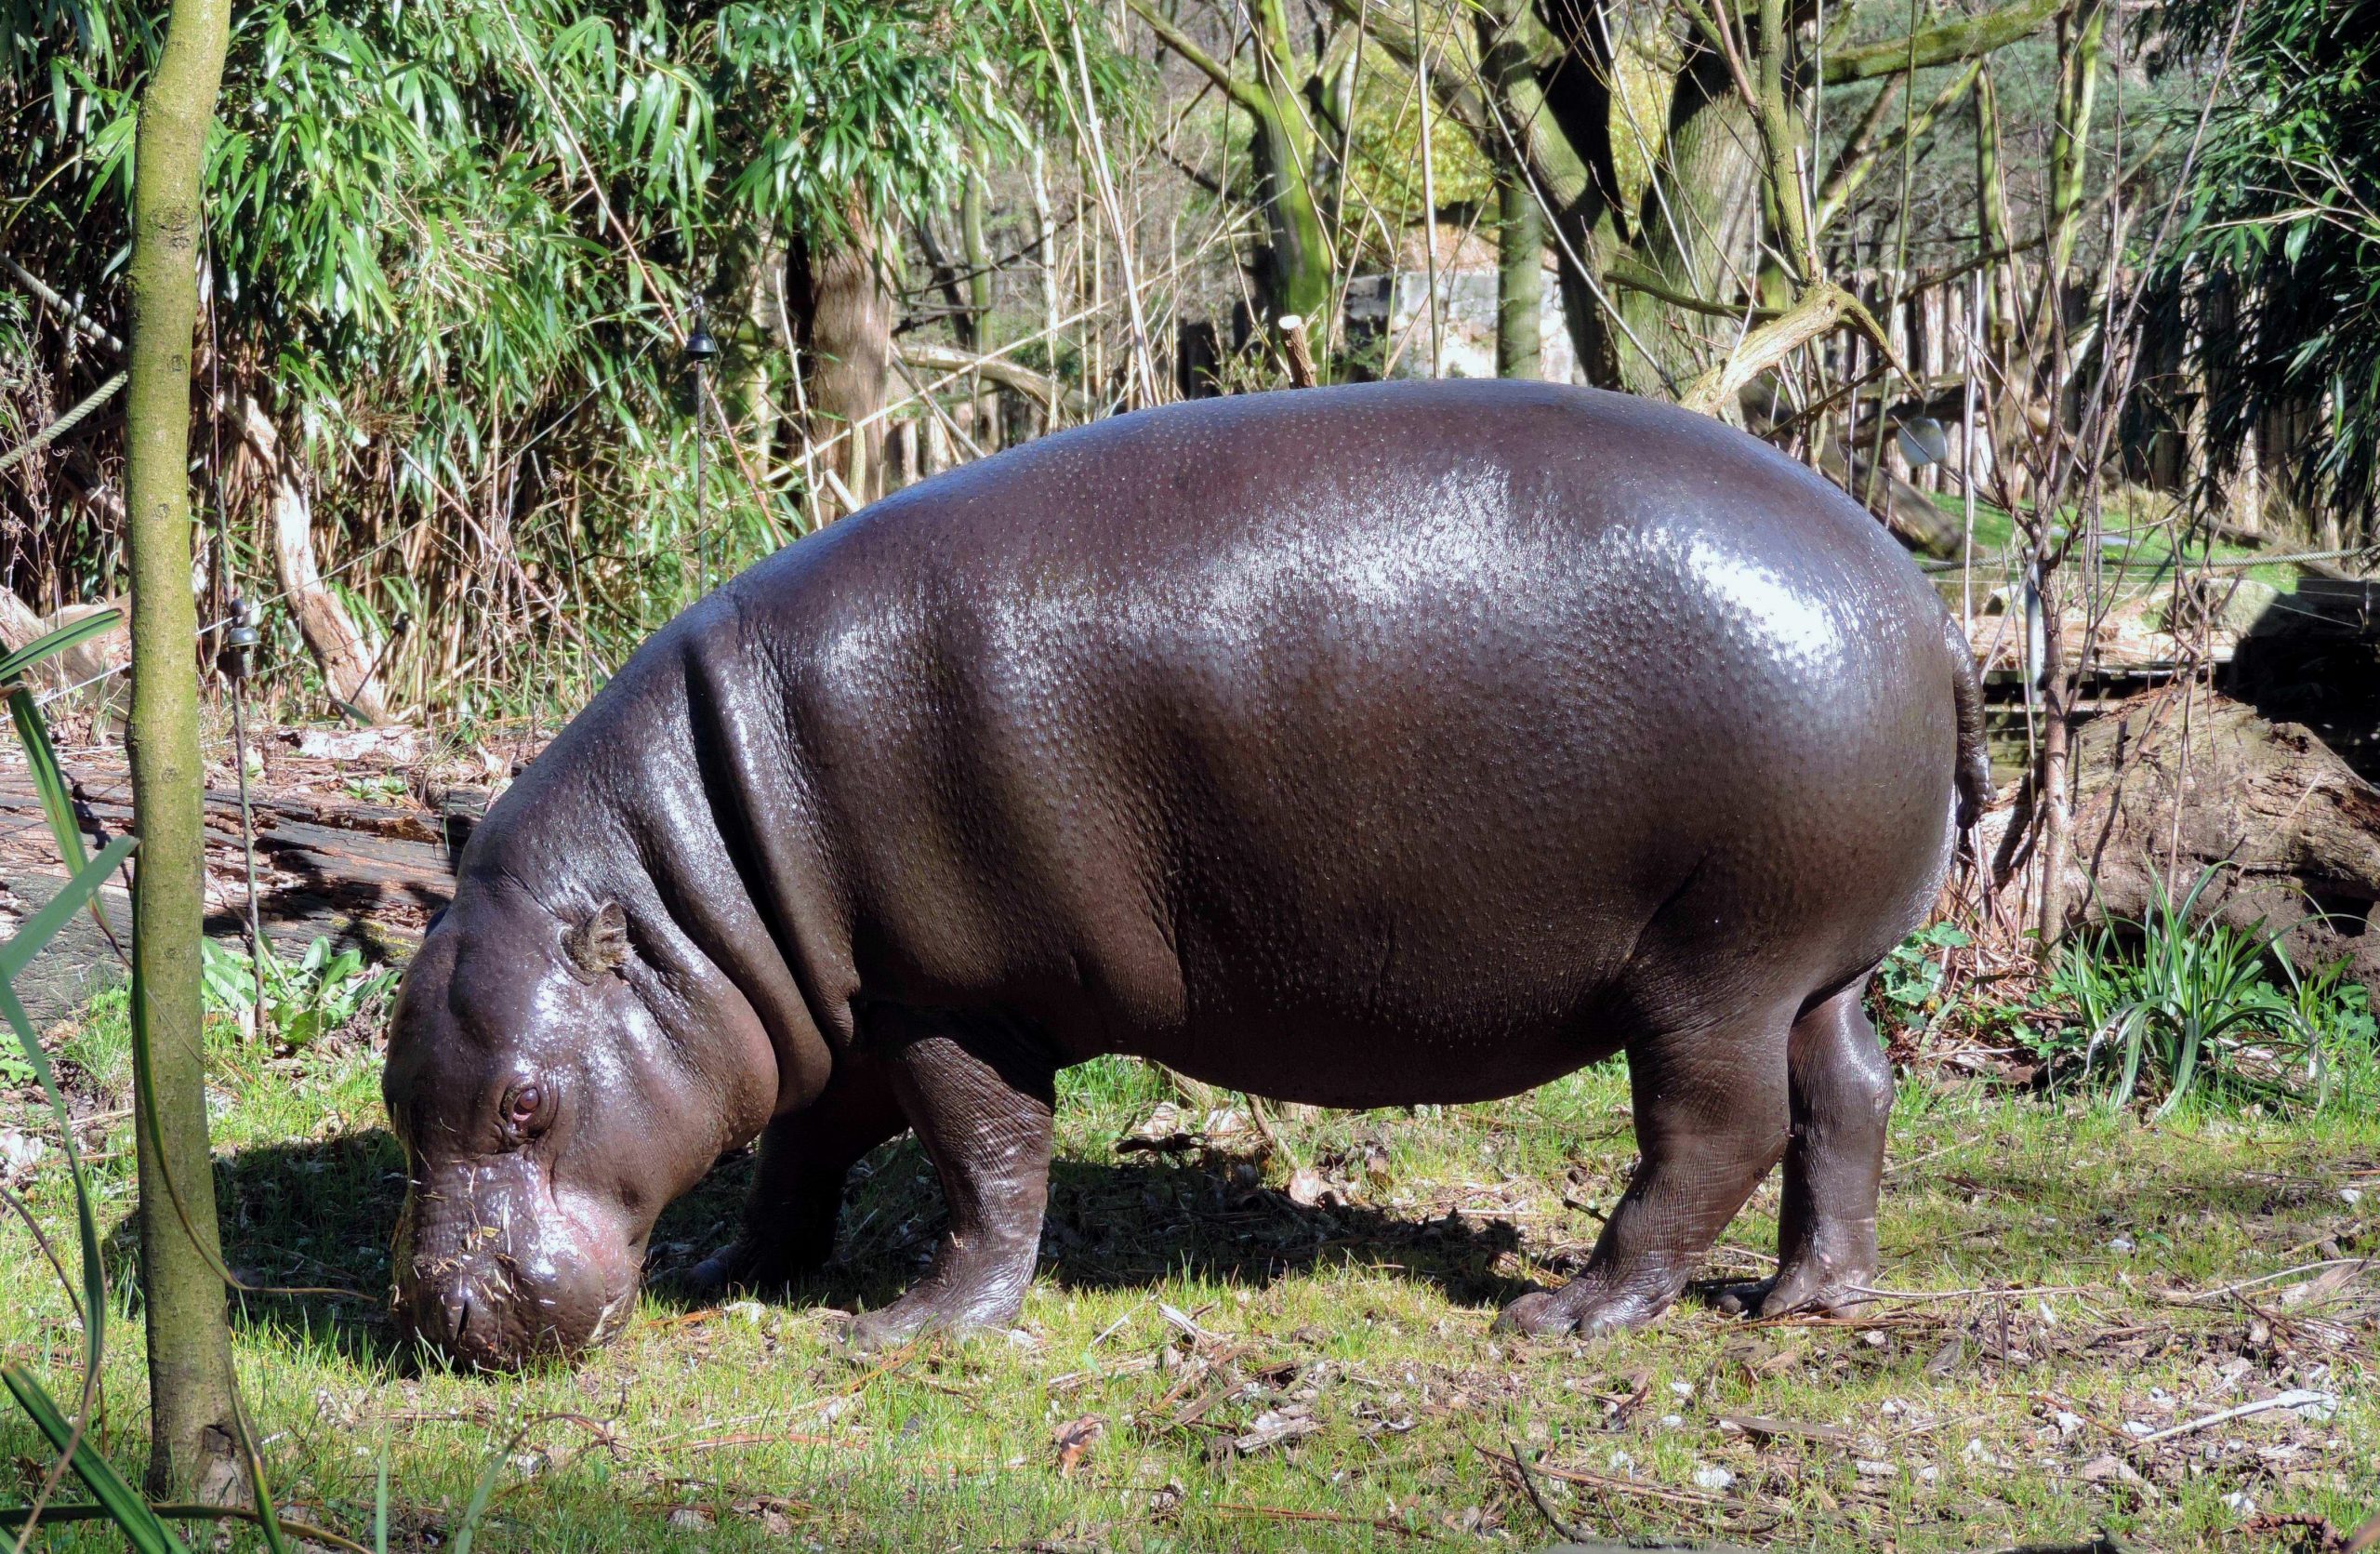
[1943, 610, 1992, 832]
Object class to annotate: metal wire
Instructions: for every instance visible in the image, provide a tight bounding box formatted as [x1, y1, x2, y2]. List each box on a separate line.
[1920, 545, 2376, 574]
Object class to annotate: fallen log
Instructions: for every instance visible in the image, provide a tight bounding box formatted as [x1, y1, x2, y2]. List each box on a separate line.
[0, 591, 126, 695]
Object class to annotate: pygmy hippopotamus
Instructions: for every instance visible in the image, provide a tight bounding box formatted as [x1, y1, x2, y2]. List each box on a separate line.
[382, 379, 1988, 1368]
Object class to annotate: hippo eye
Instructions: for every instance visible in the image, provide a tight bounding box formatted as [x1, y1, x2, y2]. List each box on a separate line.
[499, 1082, 549, 1142]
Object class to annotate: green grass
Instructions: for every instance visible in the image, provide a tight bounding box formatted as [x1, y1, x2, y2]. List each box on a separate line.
[4, 996, 2376, 1551]
[1923, 492, 2304, 599]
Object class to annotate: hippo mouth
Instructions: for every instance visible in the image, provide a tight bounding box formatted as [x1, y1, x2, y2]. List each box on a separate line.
[397, 1252, 640, 1370]
[393, 1177, 645, 1370]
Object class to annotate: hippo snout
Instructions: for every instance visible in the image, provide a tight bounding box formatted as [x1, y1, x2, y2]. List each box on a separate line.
[393, 1198, 635, 1371]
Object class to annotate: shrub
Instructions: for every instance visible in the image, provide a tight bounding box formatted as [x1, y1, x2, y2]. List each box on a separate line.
[2032, 866, 2352, 1117]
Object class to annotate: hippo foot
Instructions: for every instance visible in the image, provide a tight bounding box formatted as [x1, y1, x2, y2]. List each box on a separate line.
[845, 1291, 1022, 1353]
[1712, 1265, 1875, 1319]
[681, 1238, 813, 1300]
[1492, 1282, 1668, 1339]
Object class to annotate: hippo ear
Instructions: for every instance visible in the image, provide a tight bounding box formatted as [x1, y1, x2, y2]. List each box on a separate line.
[562, 900, 631, 978]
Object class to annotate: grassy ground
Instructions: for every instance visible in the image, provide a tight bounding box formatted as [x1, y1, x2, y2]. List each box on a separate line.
[1919, 490, 2307, 600]
[3, 990, 2375, 1552]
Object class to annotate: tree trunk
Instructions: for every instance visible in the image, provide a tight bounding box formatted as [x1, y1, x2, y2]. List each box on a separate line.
[739, 236, 788, 487]
[1971, 67, 2017, 363]
[1581, 41, 1765, 400]
[1628, 105, 1759, 392]
[1483, 0, 1542, 380]
[790, 208, 892, 516]
[123, 0, 240, 1501]
[1495, 173, 1544, 379]
[2031, 564, 2074, 950]
[961, 165, 992, 352]
[2022, 0, 2106, 953]
[1341, 0, 2056, 409]
[1130, 0, 1329, 331]
[1248, 102, 1331, 326]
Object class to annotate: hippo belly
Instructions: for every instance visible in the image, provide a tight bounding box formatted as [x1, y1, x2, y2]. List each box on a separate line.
[386, 379, 1990, 1368]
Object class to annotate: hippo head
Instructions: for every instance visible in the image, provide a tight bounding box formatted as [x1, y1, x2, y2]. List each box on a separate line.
[382, 880, 760, 1369]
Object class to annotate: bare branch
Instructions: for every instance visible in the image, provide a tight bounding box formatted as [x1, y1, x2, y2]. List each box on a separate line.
[1679, 283, 1900, 416]
[1823, 0, 2061, 84]
[1818, 58, 1984, 234]
[1128, 0, 1274, 117]
[894, 346, 1086, 414]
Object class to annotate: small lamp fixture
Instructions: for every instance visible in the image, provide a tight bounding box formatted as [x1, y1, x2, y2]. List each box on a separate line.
[684, 297, 719, 365]
[220, 596, 261, 683]
[1895, 414, 1950, 469]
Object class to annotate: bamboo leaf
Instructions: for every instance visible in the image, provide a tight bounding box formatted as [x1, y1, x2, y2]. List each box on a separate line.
[0, 605, 120, 684]
[0, 833, 135, 984]
[8, 686, 91, 874]
[0, 1363, 192, 1554]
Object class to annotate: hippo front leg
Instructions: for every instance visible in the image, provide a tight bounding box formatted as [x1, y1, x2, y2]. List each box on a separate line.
[847, 1009, 1055, 1350]
[1498, 1015, 1792, 1338]
[687, 1054, 908, 1297]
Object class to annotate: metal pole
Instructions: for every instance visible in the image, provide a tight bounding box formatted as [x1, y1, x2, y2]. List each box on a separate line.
[694, 368, 708, 598]
[687, 296, 719, 599]
[223, 601, 267, 1028]
[1963, 269, 1980, 638]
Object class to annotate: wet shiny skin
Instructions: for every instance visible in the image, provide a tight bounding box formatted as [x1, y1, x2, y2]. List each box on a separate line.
[383, 380, 1990, 1365]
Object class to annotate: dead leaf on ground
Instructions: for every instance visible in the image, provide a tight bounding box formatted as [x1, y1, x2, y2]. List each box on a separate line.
[1719, 1414, 1853, 1447]
[1052, 1413, 1106, 1476]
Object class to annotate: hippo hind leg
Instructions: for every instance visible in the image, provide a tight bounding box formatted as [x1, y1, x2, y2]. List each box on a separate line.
[686, 1053, 908, 1298]
[847, 1007, 1056, 1351]
[1716, 976, 1892, 1318]
[1497, 1003, 1794, 1338]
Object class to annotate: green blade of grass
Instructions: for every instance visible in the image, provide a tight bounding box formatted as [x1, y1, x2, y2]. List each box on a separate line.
[231, 1390, 294, 1554]
[7, 687, 90, 873]
[449, 1423, 519, 1554]
[0, 833, 137, 985]
[0, 836, 136, 1376]
[0, 1363, 192, 1554]
[0, 607, 121, 684]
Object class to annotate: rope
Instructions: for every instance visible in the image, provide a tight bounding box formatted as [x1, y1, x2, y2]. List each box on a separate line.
[2195, 546, 2373, 571]
[0, 372, 126, 474]
[1921, 545, 2373, 574]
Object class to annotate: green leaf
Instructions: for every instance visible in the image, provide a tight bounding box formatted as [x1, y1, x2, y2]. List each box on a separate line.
[0, 1362, 193, 1554]
[0, 833, 136, 984]
[0, 840, 135, 1381]
[0, 605, 119, 684]
[9, 685, 90, 873]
